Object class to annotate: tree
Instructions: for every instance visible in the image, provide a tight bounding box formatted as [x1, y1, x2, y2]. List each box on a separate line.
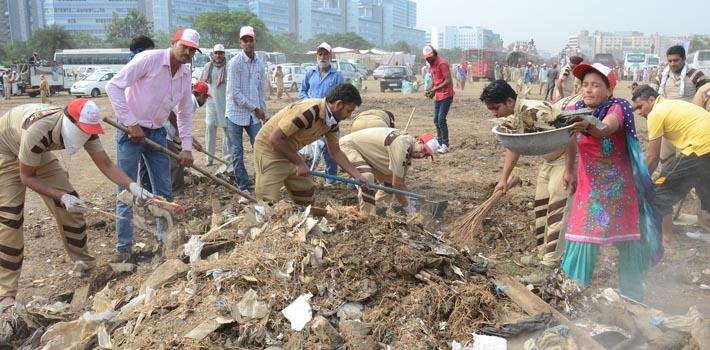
[0, 40, 31, 66]
[306, 32, 372, 50]
[193, 11, 271, 48]
[690, 35, 710, 52]
[384, 41, 416, 54]
[105, 9, 153, 48]
[71, 32, 103, 48]
[32, 25, 74, 61]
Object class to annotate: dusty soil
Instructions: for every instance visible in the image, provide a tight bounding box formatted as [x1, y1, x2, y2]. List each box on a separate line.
[1, 78, 708, 348]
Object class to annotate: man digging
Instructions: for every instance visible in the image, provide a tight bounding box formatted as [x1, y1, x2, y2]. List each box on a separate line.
[339, 128, 438, 216]
[0, 99, 154, 313]
[254, 83, 368, 205]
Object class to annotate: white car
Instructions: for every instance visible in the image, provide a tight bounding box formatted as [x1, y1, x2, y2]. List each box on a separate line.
[271, 64, 305, 92]
[70, 71, 116, 97]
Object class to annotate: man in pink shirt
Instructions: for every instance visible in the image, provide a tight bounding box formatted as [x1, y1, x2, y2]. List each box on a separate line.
[423, 45, 454, 154]
[106, 28, 199, 262]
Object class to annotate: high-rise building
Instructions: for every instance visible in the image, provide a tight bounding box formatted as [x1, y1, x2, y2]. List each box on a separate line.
[0, 0, 45, 43]
[428, 25, 502, 50]
[43, 0, 139, 38]
[141, 0, 227, 34]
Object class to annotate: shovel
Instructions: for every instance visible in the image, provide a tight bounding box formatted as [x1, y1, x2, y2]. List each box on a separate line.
[309, 171, 448, 218]
[103, 118, 256, 203]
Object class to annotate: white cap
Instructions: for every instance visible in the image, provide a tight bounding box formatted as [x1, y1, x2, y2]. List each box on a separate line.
[239, 26, 255, 39]
[423, 45, 435, 58]
[212, 44, 225, 53]
[316, 42, 332, 53]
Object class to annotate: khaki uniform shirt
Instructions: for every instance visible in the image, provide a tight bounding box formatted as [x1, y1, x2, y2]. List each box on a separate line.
[693, 83, 710, 111]
[662, 73, 697, 102]
[255, 99, 338, 157]
[0, 104, 103, 166]
[351, 109, 393, 132]
[339, 128, 412, 178]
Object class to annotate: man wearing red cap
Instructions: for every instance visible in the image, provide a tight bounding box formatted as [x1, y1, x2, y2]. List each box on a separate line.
[225, 26, 268, 204]
[106, 28, 200, 261]
[339, 128, 437, 216]
[0, 99, 154, 311]
[422, 44, 454, 154]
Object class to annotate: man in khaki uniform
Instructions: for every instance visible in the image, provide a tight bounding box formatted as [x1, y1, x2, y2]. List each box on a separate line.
[557, 56, 582, 100]
[39, 74, 51, 104]
[339, 128, 437, 216]
[481, 80, 580, 266]
[693, 83, 710, 111]
[351, 109, 395, 132]
[254, 83, 368, 205]
[0, 99, 153, 310]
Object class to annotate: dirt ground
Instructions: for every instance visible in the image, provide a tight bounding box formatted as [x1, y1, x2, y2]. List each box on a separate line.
[2, 78, 708, 348]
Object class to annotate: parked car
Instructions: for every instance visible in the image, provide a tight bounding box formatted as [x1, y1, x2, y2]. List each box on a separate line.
[379, 66, 413, 92]
[372, 66, 388, 80]
[70, 71, 116, 97]
[330, 60, 362, 84]
[300, 62, 317, 72]
[354, 63, 368, 80]
[272, 64, 305, 92]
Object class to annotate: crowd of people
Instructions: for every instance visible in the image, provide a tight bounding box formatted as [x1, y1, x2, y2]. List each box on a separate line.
[0, 24, 708, 313]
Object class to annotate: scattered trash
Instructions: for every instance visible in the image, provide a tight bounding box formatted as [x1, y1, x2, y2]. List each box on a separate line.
[184, 318, 222, 341]
[184, 235, 205, 264]
[480, 313, 558, 338]
[685, 231, 710, 242]
[97, 322, 112, 349]
[233, 289, 269, 322]
[281, 293, 313, 331]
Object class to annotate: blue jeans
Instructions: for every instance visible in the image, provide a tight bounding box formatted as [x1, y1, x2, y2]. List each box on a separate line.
[321, 137, 338, 183]
[115, 126, 172, 252]
[226, 119, 261, 192]
[433, 96, 453, 147]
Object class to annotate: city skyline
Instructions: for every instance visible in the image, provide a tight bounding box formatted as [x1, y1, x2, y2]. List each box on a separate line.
[415, 0, 710, 53]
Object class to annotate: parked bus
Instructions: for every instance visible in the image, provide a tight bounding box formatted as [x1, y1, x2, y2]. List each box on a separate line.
[623, 52, 646, 79]
[54, 48, 131, 73]
[645, 54, 660, 69]
[461, 48, 507, 80]
[688, 49, 710, 75]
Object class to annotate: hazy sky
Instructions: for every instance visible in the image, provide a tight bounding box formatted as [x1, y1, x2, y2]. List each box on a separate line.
[416, 0, 710, 53]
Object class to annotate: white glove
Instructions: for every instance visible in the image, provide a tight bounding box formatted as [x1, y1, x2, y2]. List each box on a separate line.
[61, 193, 86, 214]
[129, 182, 154, 201]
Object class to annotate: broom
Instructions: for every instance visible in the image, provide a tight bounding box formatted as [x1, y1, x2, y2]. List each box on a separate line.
[451, 176, 522, 247]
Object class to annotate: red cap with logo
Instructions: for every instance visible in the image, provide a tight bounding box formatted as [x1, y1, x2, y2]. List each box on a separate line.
[173, 28, 201, 52]
[67, 98, 103, 135]
[419, 133, 440, 161]
[192, 80, 210, 97]
[572, 62, 617, 89]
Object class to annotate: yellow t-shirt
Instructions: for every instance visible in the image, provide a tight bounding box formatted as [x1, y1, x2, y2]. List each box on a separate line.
[647, 97, 710, 156]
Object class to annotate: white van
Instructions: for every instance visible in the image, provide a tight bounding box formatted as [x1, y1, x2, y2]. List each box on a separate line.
[687, 50, 710, 76]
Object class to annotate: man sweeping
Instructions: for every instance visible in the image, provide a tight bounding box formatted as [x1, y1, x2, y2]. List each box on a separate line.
[480, 79, 580, 266]
[339, 128, 438, 216]
[0, 99, 154, 312]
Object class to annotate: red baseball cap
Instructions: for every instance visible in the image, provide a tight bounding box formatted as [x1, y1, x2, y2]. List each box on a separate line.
[419, 133, 439, 161]
[573, 62, 617, 89]
[66, 98, 103, 135]
[173, 28, 201, 52]
[192, 80, 210, 97]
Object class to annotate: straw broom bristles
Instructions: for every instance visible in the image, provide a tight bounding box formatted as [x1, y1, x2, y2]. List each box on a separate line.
[451, 176, 522, 247]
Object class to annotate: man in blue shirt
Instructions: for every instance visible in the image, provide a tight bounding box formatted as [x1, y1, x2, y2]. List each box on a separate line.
[299, 42, 344, 185]
[226, 26, 268, 203]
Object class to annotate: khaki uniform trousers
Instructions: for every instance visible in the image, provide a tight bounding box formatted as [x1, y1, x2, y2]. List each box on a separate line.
[0, 154, 94, 297]
[255, 152, 315, 205]
[533, 155, 571, 267]
[340, 143, 389, 216]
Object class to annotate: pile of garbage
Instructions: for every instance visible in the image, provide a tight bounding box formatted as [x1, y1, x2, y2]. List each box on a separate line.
[1, 181, 507, 349]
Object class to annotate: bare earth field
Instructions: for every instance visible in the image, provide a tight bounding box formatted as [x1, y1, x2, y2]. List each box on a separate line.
[1, 78, 708, 348]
